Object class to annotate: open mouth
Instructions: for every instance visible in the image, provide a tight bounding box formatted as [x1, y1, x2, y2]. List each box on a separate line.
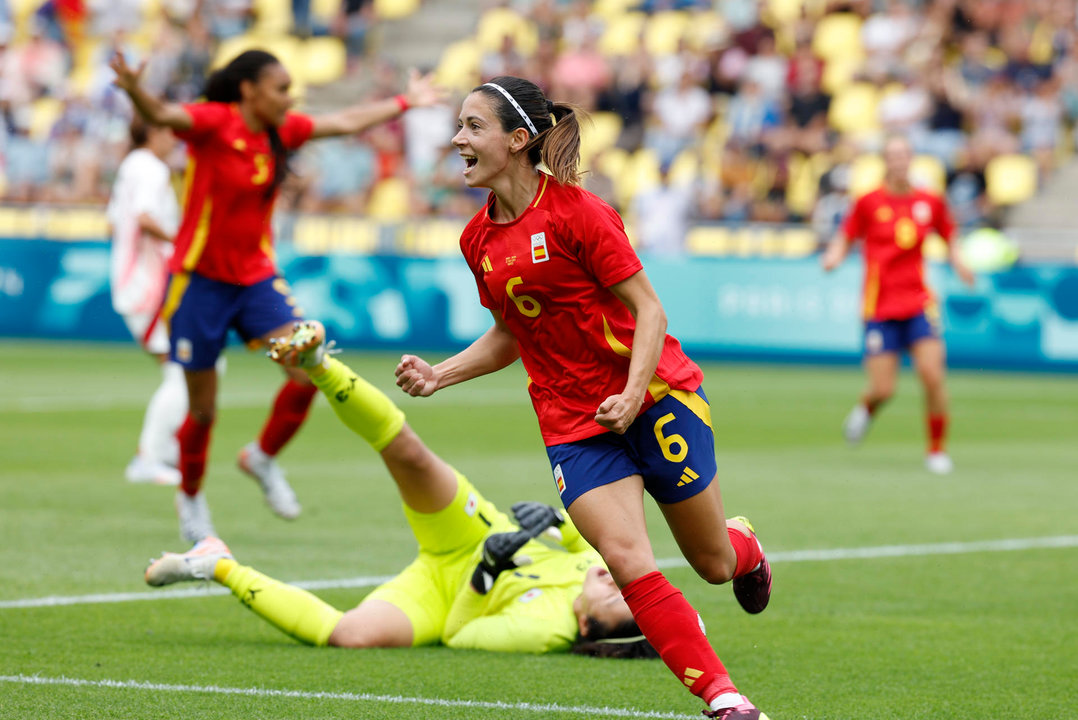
[462, 155, 478, 171]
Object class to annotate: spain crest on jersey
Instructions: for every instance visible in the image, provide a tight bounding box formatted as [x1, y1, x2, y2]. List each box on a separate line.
[531, 232, 549, 263]
[553, 463, 565, 495]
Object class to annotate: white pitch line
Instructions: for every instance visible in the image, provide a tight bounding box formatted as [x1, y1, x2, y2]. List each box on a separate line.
[0, 674, 694, 719]
[3, 535, 1076, 610]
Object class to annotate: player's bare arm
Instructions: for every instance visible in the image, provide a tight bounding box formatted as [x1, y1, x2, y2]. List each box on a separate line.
[821, 232, 851, 272]
[598, 272, 667, 434]
[109, 46, 193, 131]
[310, 69, 446, 139]
[948, 238, 976, 287]
[396, 310, 519, 397]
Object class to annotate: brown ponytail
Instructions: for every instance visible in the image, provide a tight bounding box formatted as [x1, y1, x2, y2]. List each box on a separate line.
[475, 76, 586, 186]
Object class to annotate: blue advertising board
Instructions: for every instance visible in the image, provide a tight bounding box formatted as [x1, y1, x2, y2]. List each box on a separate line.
[2, 238, 1077, 372]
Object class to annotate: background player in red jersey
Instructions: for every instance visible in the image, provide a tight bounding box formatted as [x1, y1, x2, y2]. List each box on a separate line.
[822, 134, 975, 474]
[109, 48, 443, 541]
[395, 76, 771, 720]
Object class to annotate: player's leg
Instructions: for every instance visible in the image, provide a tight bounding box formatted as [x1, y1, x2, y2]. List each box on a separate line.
[164, 272, 232, 541]
[268, 320, 458, 514]
[233, 277, 314, 519]
[568, 481, 761, 717]
[145, 538, 345, 646]
[844, 321, 901, 444]
[910, 334, 952, 473]
[328, 600, 414, 648]
[124, 313, 186, 485]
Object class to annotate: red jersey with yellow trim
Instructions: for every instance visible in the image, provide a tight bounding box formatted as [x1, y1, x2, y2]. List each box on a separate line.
[842, 187, 955, 321]
[170, 103, 314, 285]
[460, 174, 704, 446]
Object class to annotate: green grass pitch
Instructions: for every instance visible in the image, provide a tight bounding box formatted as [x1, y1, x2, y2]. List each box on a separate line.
[1, 341, 1075, 719]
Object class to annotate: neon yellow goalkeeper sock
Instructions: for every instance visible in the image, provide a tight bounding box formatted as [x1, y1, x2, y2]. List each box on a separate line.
[213, 558, 343, 647]
[307, 357, 405, 451]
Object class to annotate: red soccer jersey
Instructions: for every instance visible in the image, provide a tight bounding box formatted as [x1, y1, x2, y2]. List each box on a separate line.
[842, 187, 955, 321]
[460, 174, 704, 446]
[170, 103, 314, 285]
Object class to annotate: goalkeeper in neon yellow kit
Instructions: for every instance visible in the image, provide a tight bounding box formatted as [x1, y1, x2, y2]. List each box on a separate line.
[145, 321, 655, 658]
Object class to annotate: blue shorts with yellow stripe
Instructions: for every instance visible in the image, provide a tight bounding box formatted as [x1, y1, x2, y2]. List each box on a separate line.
[864, 310, 941, 356]
[162, 272, 304, 370]
[545, 387, 717, 508]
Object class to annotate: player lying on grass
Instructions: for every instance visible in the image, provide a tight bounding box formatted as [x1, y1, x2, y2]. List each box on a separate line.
[145, 321, 666, 656]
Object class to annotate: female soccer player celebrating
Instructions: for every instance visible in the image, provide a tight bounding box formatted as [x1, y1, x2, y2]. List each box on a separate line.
[822, 134, 975, 474]
[395, 76, 771, 719]
[109, 48, 442, 541]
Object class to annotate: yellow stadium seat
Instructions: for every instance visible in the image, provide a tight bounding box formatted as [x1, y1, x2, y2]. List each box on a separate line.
[312, 0, 340, 24]
[910, 154, 946, 194]
[374, 0, 420, 21]
[435, 40, 482, 94]
[615, 148, 661, 208]
[828, 82, 880, 135]
[985, 154, 1038, 206]
[785, 152, 819, 218]
[251, 0, 292, 36]
[849, 154, 885, 198]
[763, 0, 804, 27]
[595, 146, 630, 179]
[301, 37, 346, 86]
[669, 149, 699, 185]
[591, 0, 637, 20]
[820, 55, 862, 95]
[644, 11, 690, 56]
[476, 8, 539, 56]
[580, 112, 623, 158]
[812, 12, 863, 62]
[599, 12, 646, 56]
[366, 177, 412, 221]
[29, 98, 63, 141]
[683, 11, 726, 52]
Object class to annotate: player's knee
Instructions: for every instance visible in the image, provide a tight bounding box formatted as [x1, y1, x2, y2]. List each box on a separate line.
[690, 552, 737, 585]
[595, 538, 654, 585]
[328, 624, 407, 649]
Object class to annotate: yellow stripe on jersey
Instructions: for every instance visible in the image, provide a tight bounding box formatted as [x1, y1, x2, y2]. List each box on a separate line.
[179, 157, 196, 209]
[160, 272, 190, 324]
[260, 230, 274, 265]
[601, 315, 671, 402]
[532, 173, 549, 207]
[183, 198, 213, 271]
[667, 388, 713, 429]
[863, 263, 879, 320]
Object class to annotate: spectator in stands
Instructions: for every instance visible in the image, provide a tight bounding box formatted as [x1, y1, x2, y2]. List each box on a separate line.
[632, 159, 695, 256]
[648, 68, 713, 165]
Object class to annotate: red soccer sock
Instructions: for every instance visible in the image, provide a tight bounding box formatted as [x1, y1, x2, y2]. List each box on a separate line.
[728, 526, 763, 579]
[258, 380, 318, 456]
[177, 414, 213, 497]
[928, 413, 948, 453]
[621, 571, 737, 704]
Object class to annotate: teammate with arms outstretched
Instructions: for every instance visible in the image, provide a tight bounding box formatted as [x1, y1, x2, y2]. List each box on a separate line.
[110, 48, 443, 540]
[822, 134, 975, 474]
[146, 321, 658, 659]
[395, 76, 771, 719]
[107, 116, 185, 486]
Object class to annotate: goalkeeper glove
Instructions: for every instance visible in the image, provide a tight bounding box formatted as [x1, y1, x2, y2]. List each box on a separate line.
[511, 501, 565, 541]
[470, 530, 533, 595]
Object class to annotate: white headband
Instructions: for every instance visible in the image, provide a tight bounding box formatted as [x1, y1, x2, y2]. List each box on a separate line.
[483, 82, 538, 136]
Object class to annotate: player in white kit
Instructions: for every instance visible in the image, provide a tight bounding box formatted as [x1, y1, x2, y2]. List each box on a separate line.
[107, 116, 186, 486]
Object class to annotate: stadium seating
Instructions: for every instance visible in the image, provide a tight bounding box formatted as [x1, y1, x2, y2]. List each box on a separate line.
[986, 154, 1038, 206]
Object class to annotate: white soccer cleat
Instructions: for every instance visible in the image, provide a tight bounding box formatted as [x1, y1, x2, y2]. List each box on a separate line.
[842, 404, 872, 445]
[145, 536, 232, 587]
[175, 490, 217, 543]
[125, 456, 181, 486]
[925, 452, 954, 475]
[238, 441, 301, 520]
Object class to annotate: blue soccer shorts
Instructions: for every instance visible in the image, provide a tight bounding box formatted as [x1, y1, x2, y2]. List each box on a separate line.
[162, 272, 304, 370]
[863, 309, 942, 356]
[545, 386, 718, 508]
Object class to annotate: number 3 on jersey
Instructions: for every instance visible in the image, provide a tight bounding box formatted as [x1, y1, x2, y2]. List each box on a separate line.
[506, 276, 541, 318]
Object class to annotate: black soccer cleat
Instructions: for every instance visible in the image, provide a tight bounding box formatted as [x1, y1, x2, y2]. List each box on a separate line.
[730, 516, 772, 615]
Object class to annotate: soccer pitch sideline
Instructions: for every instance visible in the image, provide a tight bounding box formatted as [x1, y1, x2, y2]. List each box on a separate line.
[1, 341, 1075, 719]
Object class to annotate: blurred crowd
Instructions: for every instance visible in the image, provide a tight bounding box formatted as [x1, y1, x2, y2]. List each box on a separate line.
[2, 0, 1078, 249]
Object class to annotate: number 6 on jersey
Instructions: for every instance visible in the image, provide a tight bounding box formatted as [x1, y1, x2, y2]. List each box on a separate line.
[506, 276, 542, 317]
